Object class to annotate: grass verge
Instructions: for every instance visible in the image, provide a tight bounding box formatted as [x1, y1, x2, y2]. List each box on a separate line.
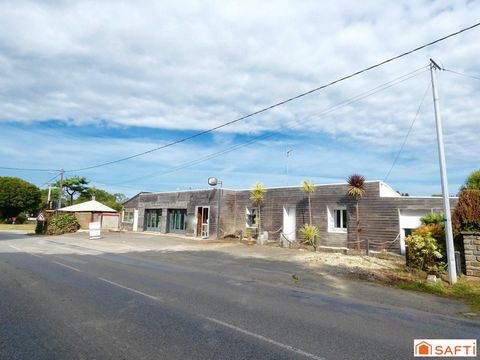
[0, 224, 35, 231]
[397, 277, 480, 313]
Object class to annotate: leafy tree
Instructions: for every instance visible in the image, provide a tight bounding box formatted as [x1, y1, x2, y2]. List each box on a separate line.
[250, 182, 266, 234]
[114, 193, 127, 204]
[461, 169, 480, 191]
[452, 189, 480, 233]
[346, 174, 366, 250]
[77, 187, 125, 211]
[0, 177, 41, 219]
[53, 176, 89, 205]
[39, 187, 67, 209]
[300, 179, 315, 225]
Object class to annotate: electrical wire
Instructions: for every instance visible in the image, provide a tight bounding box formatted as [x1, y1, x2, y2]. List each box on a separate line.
[2, 22, 479, 174]
[0, 166, 59, 172]
[106, 67, 428, 187]
[443, 68, 480, 81]
[65, 22, 480, 172]
[383, 82, 431, 182]
[39, 172, 61, 188]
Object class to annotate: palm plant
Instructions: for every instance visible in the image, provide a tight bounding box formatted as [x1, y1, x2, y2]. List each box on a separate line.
[300, 180, 315, 224]
[346, 174, 366, 250]
[250, 182, 266, 234]
[300, 223, 319, 251]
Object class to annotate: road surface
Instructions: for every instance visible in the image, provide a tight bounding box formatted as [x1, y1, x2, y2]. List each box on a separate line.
[0, 231, 478, 359]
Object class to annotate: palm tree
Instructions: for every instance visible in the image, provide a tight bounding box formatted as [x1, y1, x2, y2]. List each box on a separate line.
[250, 182, 266, 234]
[300, 180, 315, 224]
[346, 174, 366, 250]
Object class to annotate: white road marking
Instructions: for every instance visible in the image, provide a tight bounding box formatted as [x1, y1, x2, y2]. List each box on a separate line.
[8, 244, 43, 258]
[94, 276, 325, 359]
[51, 261, 83, 272]
[202, 316, 326, 360]
[96, 277, 163, 302]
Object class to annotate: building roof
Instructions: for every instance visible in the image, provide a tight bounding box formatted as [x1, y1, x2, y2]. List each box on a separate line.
[58, 199, 117, 213]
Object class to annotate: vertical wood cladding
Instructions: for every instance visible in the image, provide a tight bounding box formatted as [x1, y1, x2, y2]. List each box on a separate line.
[123, 182, 457, 252]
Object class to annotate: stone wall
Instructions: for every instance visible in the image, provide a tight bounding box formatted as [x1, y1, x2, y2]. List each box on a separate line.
[463, 233, 480, 279]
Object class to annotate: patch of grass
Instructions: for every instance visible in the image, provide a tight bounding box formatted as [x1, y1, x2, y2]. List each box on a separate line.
[397, 281, 445, 295]
[397, 277, 480, 313]
[0, 223, 35, 231]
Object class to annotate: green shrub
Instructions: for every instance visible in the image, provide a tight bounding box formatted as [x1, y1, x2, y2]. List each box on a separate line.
[452, 189, 480, 233]
[420, 212, 444, 226]
[405, 233, 444, 274]
[46, 214, 80, 235]
[300, 223, 319, 251]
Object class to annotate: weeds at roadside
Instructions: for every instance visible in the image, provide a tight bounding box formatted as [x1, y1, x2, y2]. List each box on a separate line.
[397, 277, 480, 313]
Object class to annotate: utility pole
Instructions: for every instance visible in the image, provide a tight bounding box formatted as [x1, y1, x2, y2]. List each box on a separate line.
[57, 169, 64, 210]
[430, 59, 457, 284]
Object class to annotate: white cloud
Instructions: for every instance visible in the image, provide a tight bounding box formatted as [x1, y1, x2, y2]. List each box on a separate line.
[0, 0, 479, 195]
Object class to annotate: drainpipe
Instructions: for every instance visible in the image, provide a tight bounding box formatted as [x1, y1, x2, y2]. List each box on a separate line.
[216, 182, 223, 240]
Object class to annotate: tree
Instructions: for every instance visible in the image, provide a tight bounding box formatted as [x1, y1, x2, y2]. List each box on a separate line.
[77, 187, 126, 212]
[250, 182, 266, 235]
[0, 177, 41, 219]
[461, 169, 480, 191]
[40, 187, 65, 209]
[300, 180, 315, 224]
[346, 174, 366, 250]
[53, 176, 89, 205]
[452, 189, 480, 233]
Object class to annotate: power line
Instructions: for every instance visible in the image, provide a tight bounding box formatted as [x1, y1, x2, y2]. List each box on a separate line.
[66, 22, 480, 172]
[443, 68, 480, 81]
[39, 172, 61, 188]
[383, 82, 431, 182]
[106, 67, 428, 187]
[0, 166, 59, 172]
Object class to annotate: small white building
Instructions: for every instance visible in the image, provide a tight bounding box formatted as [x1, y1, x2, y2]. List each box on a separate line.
[58, 199, 119, 230]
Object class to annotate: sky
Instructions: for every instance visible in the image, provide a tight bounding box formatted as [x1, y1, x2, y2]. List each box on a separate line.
[0, 0, 479, 198]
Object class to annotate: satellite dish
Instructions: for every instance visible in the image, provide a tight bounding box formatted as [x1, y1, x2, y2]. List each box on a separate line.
[208, 177, 218, 186]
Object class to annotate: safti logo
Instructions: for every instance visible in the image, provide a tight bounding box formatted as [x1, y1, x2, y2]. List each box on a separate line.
[414, 339, 477, 357]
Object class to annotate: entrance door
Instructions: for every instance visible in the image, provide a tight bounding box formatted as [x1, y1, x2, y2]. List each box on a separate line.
[145, 209, 162, 231]
[168, 209, 187, 234]
[283, 206, 296, 241]
[196, 206, 209, 238]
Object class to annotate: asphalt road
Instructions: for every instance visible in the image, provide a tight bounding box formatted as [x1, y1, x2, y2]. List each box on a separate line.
[0, 231, 478, 360]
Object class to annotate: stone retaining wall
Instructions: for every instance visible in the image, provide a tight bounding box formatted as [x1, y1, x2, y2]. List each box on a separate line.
[463, 233, 480, 279]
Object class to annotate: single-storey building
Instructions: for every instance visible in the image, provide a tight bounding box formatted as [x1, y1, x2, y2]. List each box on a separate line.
[59, 199, 119, 230]
[121, 180, 457, 254]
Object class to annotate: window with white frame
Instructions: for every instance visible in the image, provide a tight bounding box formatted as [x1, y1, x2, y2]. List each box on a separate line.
[328, 207, 347, 232]
[245, 207, 258, 228]
[123, 210, 134, 223]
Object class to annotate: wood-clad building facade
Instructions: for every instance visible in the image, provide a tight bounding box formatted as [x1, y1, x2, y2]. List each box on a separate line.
[121, 181, 456, 254]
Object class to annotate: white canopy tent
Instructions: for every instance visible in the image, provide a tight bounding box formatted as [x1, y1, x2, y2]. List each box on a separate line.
[58, 200, 117, 213]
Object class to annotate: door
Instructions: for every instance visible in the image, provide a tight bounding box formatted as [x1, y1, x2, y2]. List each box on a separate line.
[133, 209, 139, 231]
[145, 209, 162, 231]
[283, 206, 296, 241]
[196, 206, 210, 238]
[168, 209, 187, 234]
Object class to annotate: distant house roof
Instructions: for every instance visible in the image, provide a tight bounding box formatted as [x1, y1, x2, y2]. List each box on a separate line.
[58, 199, 117, 213]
